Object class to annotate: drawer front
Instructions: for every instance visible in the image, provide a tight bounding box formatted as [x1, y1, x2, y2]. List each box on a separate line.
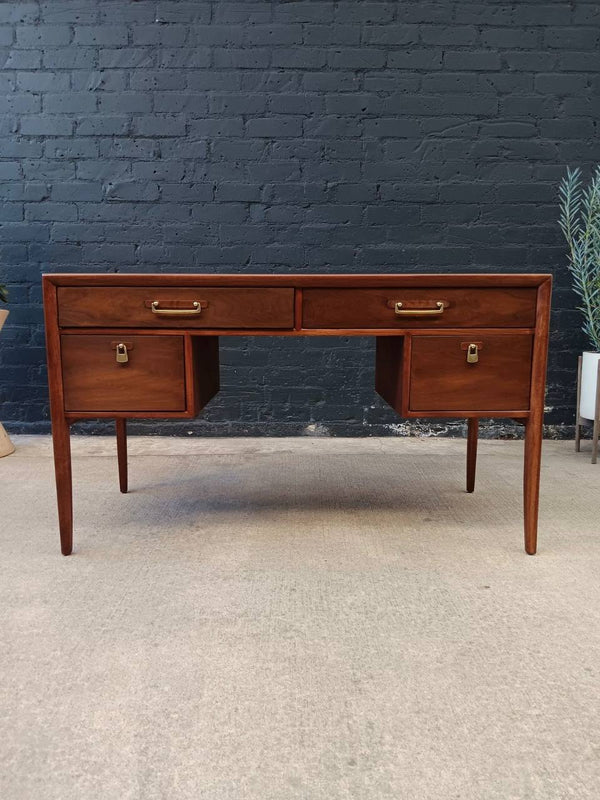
[302, 288, 537, 329]
[57, 287, 295, 329]
[61, 335, 186, 412]
[409, 335, 533, 411]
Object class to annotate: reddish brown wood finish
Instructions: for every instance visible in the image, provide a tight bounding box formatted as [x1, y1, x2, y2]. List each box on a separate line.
[47, 273, 549, 288]
[523, 278, 552, 555]
[303, 287, 537, 329]
[61, 334, 186, 412]
[43, 278, 73, 555]
[42, 272, 552, 556]
[116, 418, 127, 493]
[466, 418, 478, 493]
[409, 335, 533, 412]
[57, 287, 295, 329]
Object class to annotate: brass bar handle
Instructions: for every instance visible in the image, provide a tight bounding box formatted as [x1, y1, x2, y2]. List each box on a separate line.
[151, 301, 202, 316]
[394, 301, 444, 317]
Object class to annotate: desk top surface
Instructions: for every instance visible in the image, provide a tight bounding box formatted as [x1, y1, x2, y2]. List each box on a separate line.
[44, 272, 552, 288]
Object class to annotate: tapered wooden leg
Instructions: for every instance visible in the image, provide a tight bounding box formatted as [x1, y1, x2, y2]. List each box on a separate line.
[51, 415, 73, 556]
[523, 416, 543, 555]
[116, 418, 128, 493]
[466, 418, 478, 493]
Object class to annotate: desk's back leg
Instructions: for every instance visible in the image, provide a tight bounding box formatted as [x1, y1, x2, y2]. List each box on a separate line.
[466, 418, 478, 493]
[116, 418, 128, 493]
[52, 415, 73, 555]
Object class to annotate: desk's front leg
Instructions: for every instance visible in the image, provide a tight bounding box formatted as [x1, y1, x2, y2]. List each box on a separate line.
[51, 414, 73, 556]
[523, 416, 543, 555]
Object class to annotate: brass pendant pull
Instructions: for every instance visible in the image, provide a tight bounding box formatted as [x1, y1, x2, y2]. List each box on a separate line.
[466, 343, 479, 364]
[394, 301, 444, 317]
[115, 343, 129, 364]
[151, 301, 202, 316]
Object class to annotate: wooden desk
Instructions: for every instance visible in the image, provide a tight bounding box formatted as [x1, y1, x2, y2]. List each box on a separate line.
[43, 273, 552, 556]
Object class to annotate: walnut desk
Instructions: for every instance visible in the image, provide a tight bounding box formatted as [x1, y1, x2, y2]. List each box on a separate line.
[43, 273, 552, 556]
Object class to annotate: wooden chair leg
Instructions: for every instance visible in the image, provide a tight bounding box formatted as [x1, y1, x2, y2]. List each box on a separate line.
[466, 418, 478, 493]
[52, 416, 73, 556]
[523, 416, 543, 555]
[116, 418, 128, 493]
[575, 355, 582, 452]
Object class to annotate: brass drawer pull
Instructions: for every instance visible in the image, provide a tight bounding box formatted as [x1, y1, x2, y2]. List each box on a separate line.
[151, 300, 202, 316]
[394, 301, 444, 317]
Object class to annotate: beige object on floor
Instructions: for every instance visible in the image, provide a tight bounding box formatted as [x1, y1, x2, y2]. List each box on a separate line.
[0, 308, 14, 457]
[0, 422, 15, 457]
[1, 435, 600, 800]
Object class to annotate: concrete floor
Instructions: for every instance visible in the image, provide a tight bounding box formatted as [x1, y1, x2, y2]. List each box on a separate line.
[1, 435, 599, 800]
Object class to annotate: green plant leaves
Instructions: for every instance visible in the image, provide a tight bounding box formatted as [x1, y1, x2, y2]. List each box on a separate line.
[559, 166, 600, 351]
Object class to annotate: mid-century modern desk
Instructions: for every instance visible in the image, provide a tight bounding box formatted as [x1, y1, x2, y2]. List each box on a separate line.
[43, 273, 552, 556]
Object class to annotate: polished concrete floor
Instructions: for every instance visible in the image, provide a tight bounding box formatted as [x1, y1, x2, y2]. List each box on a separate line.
[1, 435, 599, 800]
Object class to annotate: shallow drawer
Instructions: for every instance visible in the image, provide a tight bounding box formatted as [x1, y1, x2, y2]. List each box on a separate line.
[57, 287, 295, 329]
[409, 334, 533, 412]
[61, 334, 186, 412]
[302, 288, 537, 328]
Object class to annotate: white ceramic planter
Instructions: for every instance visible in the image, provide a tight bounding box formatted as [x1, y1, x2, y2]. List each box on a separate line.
[0, 308, 15, 457]
[580, 351, 600, 420]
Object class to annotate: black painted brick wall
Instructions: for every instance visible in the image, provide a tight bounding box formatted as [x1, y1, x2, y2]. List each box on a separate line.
[0, 1, 599, 437]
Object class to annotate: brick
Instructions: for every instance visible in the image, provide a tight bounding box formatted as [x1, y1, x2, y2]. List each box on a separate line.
[133, 115, 186, 137]
[132, 25, 187, 46]
[388, 49, 443, 69]
[535, 73, 589, 94]
[99, 48, 156, 69]
[43, 93, 97, 114]
[481, 27, 539, 49]
[76, 116, 130, 136]
[52, 183, 102, 202]
[44, 139, 98, 159]
[20, 116, 73, 136]
[0, 4, 39, 24]
[443, 51, 502, 71]
[246, 118, 303, 138]
[0, 94, 41, 114]
[16, 25, 71, 47]
[74, 26, 128, 46]
[43, 46, 97, 69]
[545, 27, 600, 49]
[104, 181, 160, 202]
[364, 118, 421, 138]
[272, 48, 327, 69]
[26, 202, 77, 221]
[244, 25, 303, 46]
[214, 49, 271, 69]
[210, 94, 267, 115]
[157, 48, 211, 69]
[189, 118, 243, 137]
[328, 48, 386, 69]
[17, 71, 69, 91]
[2, 49, 41, 69]
[304, 25, 361, 46]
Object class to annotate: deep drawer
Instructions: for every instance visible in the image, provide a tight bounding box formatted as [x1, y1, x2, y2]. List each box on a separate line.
[61, 334, 186, 412]
[409, 334, 533, 412]
[302, 287, 537, 329]
[57, 287, 295, 329]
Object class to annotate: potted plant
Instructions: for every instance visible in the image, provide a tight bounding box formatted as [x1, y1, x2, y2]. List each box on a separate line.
[559, 166, 600, 453]
[0, 283, 15, 457]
